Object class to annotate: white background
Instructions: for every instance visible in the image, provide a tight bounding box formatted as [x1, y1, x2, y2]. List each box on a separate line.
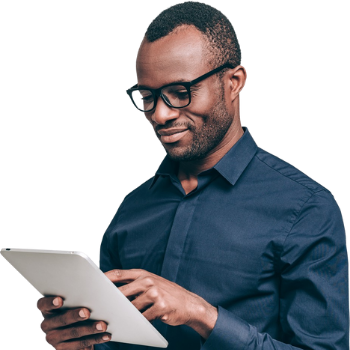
[0, 1, 349, 348]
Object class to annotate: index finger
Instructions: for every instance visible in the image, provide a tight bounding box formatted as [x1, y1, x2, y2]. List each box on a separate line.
[105, 269, 146, 284]
[37, 296, 63, 314]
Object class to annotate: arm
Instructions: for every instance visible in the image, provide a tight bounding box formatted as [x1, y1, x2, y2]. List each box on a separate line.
[201, 190, 349, 350]
[105, 191, 348, 350]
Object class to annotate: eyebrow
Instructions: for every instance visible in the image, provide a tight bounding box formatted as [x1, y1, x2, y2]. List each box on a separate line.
[137, 79, 203, 90]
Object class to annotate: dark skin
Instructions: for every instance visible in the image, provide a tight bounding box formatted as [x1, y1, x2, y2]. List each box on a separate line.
[37, 25, 247, 350]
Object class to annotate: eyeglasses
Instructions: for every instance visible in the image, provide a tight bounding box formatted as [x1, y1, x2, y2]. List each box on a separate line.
[126, 62, 234, 112]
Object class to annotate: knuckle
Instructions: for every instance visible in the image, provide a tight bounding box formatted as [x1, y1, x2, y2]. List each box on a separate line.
[40, 320, 48, 333]
[37, 298, 43, 310]
[112, 269, 122, 277]
[70, 327, 80, 339]
[148, 287, 159, 299]
[144, 277, 154, 287]
[161, 314, 169, 322]
[57, 314, 68, 326]
[80, 339, 91, 348]
[95, 335, 103, 344]
[45, 331, 55, 345]
[56, 344, 66, 350]
[158, 300, 166, 311]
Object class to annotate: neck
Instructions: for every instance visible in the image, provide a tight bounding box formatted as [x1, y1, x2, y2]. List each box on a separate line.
[177, 118, 244, 194]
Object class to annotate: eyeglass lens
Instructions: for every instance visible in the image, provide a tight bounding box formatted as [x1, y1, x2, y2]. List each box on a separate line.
[131, 84, 190, 112]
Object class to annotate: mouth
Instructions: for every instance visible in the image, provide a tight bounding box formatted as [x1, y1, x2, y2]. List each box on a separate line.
[157, 128, 189, 144]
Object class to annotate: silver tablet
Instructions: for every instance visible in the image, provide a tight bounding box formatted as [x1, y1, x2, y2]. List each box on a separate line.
[0, 248, 168, 348]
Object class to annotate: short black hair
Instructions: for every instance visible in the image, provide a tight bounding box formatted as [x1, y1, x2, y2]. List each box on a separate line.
[145, 1, 241, 69]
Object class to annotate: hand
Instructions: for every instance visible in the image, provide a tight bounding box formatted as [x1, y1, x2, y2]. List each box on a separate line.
[37, 296, 111, 350]
[105, 269, 218, 339]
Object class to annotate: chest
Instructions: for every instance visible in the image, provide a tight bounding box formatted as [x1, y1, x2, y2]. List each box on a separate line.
[113, 178, 290, 305]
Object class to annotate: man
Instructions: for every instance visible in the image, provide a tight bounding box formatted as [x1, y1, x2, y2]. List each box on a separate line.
[37, 2, 349, 350]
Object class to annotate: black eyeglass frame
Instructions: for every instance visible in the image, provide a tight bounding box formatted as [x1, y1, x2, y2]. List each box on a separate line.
[126, 62, 235, 112]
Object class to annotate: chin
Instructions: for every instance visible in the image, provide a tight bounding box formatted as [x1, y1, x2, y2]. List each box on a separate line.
[165, 146, 207, 162]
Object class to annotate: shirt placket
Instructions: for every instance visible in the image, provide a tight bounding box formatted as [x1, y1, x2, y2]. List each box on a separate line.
[160, 171, 218, 282]
[160, 192, 200, 282]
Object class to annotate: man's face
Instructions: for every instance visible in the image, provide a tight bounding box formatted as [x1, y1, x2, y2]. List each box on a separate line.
[136, 26, 234, 162]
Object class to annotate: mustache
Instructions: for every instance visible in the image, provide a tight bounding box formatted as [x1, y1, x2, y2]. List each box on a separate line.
[155, 121, 194, 133]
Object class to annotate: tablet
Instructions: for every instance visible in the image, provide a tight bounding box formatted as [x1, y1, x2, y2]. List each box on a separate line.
[0, 248, 168, 348]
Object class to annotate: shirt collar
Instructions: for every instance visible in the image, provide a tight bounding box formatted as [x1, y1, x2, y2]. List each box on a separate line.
[149, 127, 258, 189]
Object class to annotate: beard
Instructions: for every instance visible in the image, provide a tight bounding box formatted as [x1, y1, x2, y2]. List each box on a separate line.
[162, 93, 233, 162]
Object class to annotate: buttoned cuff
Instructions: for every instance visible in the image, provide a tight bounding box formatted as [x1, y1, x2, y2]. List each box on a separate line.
[201, 306, 251, 350]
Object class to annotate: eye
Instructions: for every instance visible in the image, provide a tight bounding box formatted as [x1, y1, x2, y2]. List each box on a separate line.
[139, 90, 153, 101]
[142, 95, 153, 101]
[165, 86, 189, 100]
[174, 91, 189, 100]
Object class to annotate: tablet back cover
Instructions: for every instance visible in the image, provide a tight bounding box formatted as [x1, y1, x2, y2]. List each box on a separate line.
[1, 248, 168, 348]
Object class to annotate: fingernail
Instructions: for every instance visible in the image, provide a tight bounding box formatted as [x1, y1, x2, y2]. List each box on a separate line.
[96, 323, 103, 331]
[53, 298, 60, 306]
[102, 335, 110, 341]
[79, 309, 86, 318]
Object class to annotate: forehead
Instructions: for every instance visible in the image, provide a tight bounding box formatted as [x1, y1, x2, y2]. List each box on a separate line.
[136, 26, 209, 87]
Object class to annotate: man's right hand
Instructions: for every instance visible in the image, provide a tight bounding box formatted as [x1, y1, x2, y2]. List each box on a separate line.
[37, 296, 111, 350]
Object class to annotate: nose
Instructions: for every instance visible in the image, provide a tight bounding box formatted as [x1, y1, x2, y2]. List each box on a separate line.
[151, 95, 180, 125]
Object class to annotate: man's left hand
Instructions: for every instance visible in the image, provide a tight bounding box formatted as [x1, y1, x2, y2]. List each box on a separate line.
[105, 269, 218, 339]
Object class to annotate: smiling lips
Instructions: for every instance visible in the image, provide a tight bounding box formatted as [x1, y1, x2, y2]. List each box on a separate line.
[157, 128, 189, 143]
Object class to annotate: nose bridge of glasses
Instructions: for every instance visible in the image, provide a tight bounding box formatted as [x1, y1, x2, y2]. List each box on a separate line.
[151, 87, 172, 109]
[152, 92, 181, 125]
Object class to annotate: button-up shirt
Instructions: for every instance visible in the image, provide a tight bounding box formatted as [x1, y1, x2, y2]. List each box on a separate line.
[97, 128, 349, 350]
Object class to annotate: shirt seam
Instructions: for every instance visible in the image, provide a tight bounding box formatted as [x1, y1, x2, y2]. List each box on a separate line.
[255, 152, 325, 193]
[280, 190, 326, 256]
[242, 327, 252, 350]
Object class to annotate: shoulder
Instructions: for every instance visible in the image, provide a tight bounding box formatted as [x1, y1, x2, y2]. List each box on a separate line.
[101, 176, 155, 238]
[248, 147, 343, 235]
[123, 177, 155, 201]
[115, 176, 156, 215]
[253, 147, 328, 194]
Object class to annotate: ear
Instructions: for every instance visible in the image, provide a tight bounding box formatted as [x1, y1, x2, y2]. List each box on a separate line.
[226, 65, 247, 103]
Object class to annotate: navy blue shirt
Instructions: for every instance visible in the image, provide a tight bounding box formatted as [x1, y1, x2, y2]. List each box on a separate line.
[97, 128, 349, 350]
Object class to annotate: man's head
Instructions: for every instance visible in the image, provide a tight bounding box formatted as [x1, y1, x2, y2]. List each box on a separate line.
[145, 1, 241, 69]
[134, 2, 246, 162]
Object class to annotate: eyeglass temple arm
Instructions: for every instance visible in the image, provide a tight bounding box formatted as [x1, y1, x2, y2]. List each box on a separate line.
[189, 63, 235, 86]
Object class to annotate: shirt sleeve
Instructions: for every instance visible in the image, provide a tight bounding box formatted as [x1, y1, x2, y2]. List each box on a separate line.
[99, 208, 123, 273]
[201, 190, 349, 350]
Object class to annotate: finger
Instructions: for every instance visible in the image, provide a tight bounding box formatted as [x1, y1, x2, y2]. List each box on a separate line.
[59, 321, 108, 342]
[56, 333, 111, 350]
[119, 276, 157, 298]
[131, 294, 154, 312]
[105, 269, 146, 283]
[142, 305, 164, 323]
[46, 321, 107, 344]
[41, 308, 90, 333]
[37, 296, 63, 314]
[132, 286, 166, 312]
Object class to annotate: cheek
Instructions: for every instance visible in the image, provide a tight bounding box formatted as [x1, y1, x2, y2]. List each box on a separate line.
[188, 87, 221, 116]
